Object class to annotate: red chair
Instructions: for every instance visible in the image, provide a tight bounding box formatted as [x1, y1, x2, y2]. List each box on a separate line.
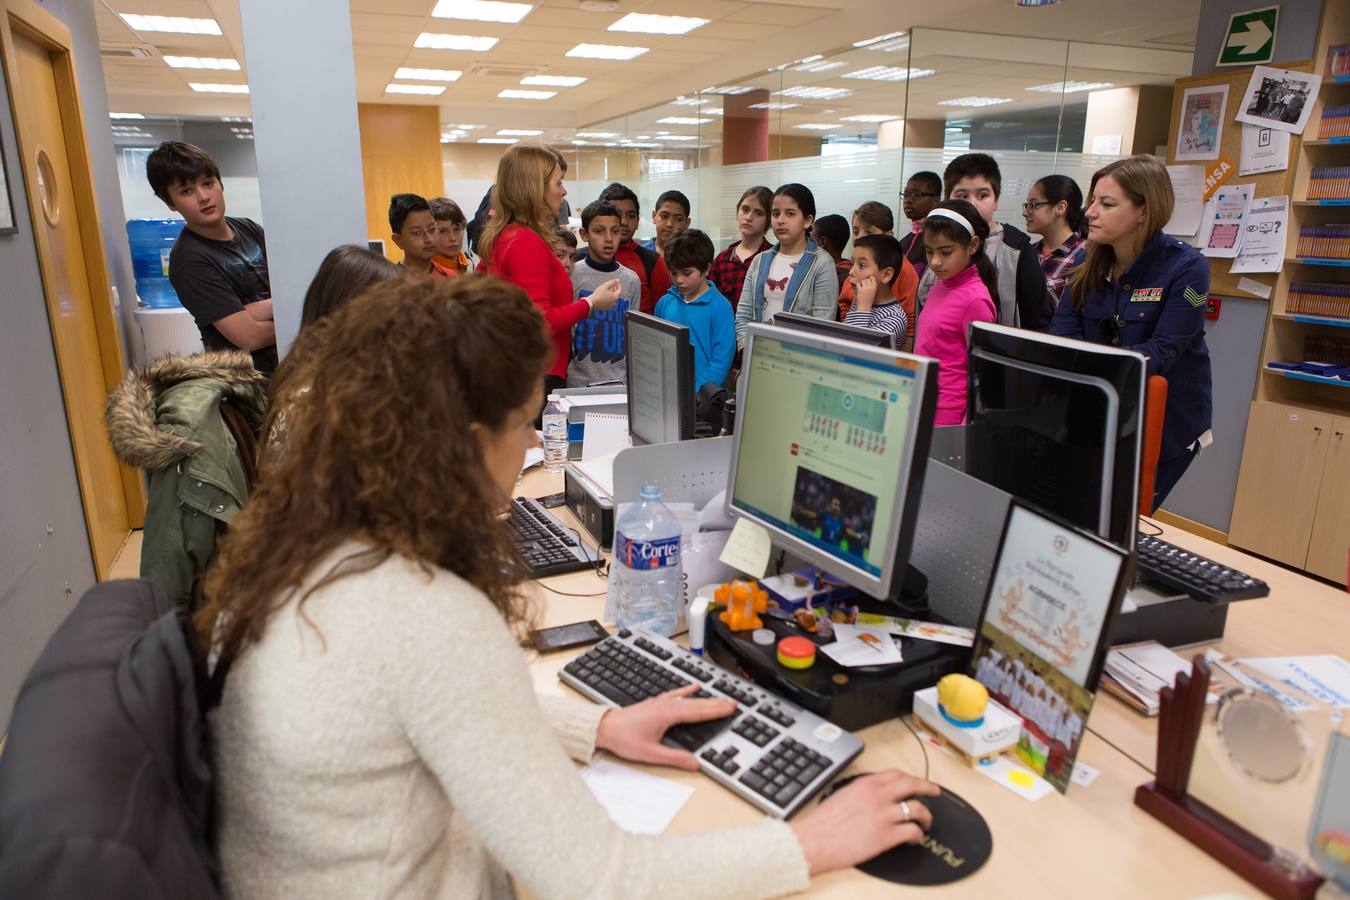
[1139, 375, 1168, 515]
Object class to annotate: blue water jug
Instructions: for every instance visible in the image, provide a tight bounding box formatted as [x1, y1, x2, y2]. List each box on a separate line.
[126, 218, 186, 308]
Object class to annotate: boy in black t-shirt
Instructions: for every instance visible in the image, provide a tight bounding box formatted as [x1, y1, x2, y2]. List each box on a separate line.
[147, 142, 276, 375]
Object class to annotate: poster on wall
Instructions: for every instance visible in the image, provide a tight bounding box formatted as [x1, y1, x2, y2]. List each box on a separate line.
[1175, 84, 1229, 161]
[1238, 125, 1291, 176]
[0, 132, 15, 235]
[1235, 66, 1322, 135]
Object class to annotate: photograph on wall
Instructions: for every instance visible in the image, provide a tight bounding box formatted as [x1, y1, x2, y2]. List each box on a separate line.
[1175, 84, 1229, 161]
[1235, 66, 1322, 135]
[0, 132, 15, 235]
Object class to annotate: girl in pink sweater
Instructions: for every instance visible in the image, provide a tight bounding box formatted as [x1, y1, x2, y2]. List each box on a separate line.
[913, 200, 999, 426]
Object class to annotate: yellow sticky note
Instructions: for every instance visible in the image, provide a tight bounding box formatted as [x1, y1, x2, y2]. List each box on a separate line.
[1007, 770, 1034, 789]
[719, 517, 772, 579]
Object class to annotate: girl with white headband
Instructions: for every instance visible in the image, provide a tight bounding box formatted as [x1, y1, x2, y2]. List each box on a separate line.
[914, 199, 999, 425]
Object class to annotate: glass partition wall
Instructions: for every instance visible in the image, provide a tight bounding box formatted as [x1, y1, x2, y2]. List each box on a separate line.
[565, 27, 1190, 248]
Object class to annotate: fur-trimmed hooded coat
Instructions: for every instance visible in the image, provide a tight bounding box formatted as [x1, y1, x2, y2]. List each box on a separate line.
[105, 351, 267, 607]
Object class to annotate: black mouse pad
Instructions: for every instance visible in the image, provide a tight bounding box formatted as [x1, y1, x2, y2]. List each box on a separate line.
[822, 776, 992, 885]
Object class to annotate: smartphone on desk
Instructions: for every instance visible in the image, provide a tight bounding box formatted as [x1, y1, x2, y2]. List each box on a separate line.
[529, 620, 609, 653]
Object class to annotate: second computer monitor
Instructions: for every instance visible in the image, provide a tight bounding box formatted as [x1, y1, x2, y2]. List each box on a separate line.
[771, 311, 897, 350]
[625, 310, 696, 446]
[726, 323, 938, 602]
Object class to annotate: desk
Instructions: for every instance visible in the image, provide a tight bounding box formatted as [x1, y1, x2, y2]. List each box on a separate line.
[518, 469, 1260, 897]
[1089, 521, 1349, 774]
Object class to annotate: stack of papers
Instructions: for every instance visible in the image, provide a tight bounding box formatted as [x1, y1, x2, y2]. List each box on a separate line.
[1102, 641, 1218, 716]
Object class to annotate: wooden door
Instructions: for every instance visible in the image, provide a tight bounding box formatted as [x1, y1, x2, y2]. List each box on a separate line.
[2, 4, 143, 577]
[1228, 401, 1332, 568]
[1306, 417, 1350, 584]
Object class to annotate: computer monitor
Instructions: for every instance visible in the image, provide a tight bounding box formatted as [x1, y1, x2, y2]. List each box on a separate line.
[771, 311, 896, 349]
[726, 323, 938, 601]
[965, 322, 1146, 550]
[625, 310, 696, 446]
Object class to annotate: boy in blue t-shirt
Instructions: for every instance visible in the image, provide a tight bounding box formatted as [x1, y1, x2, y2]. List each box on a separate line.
[654, 229, 735, 392]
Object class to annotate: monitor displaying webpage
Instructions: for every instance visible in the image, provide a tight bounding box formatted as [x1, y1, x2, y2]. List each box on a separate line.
[731, 335, 919, 578]
[629, 324, 679, 444]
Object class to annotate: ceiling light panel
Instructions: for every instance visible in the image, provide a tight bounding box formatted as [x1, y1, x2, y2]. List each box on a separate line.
[1026, 81, 1116, 93]
[702, 86, 754, 95]
[448, 123, 484, 129]
[498, 128, 543, 135]
[566, 43, 649, 60]
[842, 66, 935, 82]
[498, 89, 555, 99]
[747, 102, 799, 110]
[608, 13, 709, 35]
[521, 75, 586, 86]
[576, 131, 618, 138]
[386, 83, 446, 95]
[657, 116, 710, 125]
[656, 134, 697, 141]
[776, 85, 852, 100]
[415, 32, 499, 51]
[119, 14, 221, 35]
[795, 60, 845, 73]
[670, 97, 706, 106]
[794, 123, 840, 130]
[190, 83, 249, 93]
[853, 30, 904, 47]
[864, 37, 909, 52]
[478, 137, 519, 144]
[430, 0, 532, 23]
[841, 114, 902, 123]
[109, 112, 145, 119]
[395, 67, 463, 81]
[938, 96, 1014, 107]
[163, 56, 240, 70]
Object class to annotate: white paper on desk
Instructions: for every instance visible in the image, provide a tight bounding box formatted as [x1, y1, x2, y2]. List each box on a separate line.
[821, 624, 902, 667]
[582, 412, 631, 461]
[1230, 195, 1288, 274]
[1239, 125, 1291, 176]
[570, 454, 616, 499]
[580, 759, 694, 835]
[718, 517, 772, 579]
[1164, 165, 1205, 237]
[1240, 656, 1350, 709]
[1199, 183, 1255, 258]
[975, 757, 1054, 801]
[521, 445, 545, 474]
[1070, 761, 1101, 787]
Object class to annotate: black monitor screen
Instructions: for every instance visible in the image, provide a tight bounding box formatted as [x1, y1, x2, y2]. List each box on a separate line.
[626, 312, 694, 445]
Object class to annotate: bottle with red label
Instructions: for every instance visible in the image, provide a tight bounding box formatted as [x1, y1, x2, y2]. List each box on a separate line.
[610, 484, 683, 636]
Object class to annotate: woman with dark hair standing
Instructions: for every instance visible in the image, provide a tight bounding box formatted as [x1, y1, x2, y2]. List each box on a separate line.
[479, 143, 622, 396]
[1052, 155, 1213, 509]
[202, 275, 940, 898]
[1023, 175, 1086, 306]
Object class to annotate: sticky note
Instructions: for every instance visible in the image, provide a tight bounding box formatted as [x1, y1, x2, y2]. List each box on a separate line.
[1071, 762, 1101, 787]
[975, 757, 1054, 801]
[1008, 770, 1034, 788]
[719, 517, 772, 579]
[1236, 276, 1273, 300]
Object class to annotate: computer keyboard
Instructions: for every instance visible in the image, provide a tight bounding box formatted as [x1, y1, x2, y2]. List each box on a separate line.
[509, 496, 596, 579]
[1135, 533, 1269, 604]
[560, 628, 863, 818]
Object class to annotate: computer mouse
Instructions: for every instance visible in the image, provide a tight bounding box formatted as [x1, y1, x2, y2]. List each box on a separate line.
[819, 774, 992, 885]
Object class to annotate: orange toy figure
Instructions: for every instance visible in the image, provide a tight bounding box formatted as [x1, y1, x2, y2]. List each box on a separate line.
[715, 580, 769, 631]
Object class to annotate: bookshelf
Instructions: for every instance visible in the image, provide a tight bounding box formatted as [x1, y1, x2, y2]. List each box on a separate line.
[1228, 3, 1350, 584]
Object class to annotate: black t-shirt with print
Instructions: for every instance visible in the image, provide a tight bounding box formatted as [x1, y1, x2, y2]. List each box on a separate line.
[168, 216, 277, 375]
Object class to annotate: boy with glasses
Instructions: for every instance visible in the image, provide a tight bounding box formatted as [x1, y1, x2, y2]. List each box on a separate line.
[389, 193, 453, 278]
[900, 172, 941, 273]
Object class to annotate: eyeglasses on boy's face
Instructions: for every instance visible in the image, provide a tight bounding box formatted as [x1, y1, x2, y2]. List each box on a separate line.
[902, 190, 938, 200]
[1099, 314, 1125, 347]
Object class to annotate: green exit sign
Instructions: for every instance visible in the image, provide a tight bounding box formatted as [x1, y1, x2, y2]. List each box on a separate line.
[1218, 5, 1279, 66]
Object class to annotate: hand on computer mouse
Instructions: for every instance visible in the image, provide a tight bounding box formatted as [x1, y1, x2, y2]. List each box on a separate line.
[790, 770, 938, 875]
[594, 682, 736, 771]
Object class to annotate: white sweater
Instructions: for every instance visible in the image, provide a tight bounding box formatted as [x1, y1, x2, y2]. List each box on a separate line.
[212, 542, 811, 899]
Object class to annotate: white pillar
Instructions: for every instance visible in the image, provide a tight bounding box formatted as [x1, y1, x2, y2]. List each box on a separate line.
[237, 0, 366, 355]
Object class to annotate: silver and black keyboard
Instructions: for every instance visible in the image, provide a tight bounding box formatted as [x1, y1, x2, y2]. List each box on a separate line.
[560, 628, 863, 818]
[509, 496, 596, 579]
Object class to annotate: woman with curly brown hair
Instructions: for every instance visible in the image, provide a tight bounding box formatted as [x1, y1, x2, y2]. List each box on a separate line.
[199, 275, 938, 898]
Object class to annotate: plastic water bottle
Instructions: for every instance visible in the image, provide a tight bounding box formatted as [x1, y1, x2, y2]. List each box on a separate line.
[542, 395, 568, 472]
[610, 484, 683, 636]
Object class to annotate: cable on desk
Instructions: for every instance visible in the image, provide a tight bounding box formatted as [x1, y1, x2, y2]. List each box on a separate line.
[535, 525, 610, 598]
[1137, 516, 1163, 537]
[899, 714, 930, 782]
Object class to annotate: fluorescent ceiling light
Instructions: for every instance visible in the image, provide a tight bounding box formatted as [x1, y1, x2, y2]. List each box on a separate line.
[498, 128, 543, 135]
[864, 36, 909, 52]
[521, 75, 587, 86]
[670, 97, 706, 106]
[395, 67, 463, 81]
[576, 131, 618, 138]
[415, 32, 499, 51]
[236, 134, 254, 140]
[119, 14, 221, 35]
[776, 85, 852, 100]
[448, 123, 483, 129]
[229, 127, 251, 133]
[109, 112, 144, 119]
[163, 56, 240, 70]
[220, 116, 250, 122]
[748, 102, 799, 110]
[704, 108, 723, 116]
[841, 114, 902, 123]
[498, 89, 556, 99]
[843, 66, 935, 82]
[478, 137, 519, 144]
[608, 13, 708, 35]
[853, 30, 904, 47]
[566, 43, 648, 60]
[571, 140, 590, 145]
[430, 0, 532, 23]
[190, 83, 249, 93]
[657, 116, 710, 125]
[794, 123, 840, 131]
[440, 137, 455, 143]
[702, 85, 754, 95]
[1026, 80, 1116, 93]
[386, 83, 446, 95]
[795, 60, 845, 73]
[656, 134, 697, 141]
[938, 96, 1014, 107]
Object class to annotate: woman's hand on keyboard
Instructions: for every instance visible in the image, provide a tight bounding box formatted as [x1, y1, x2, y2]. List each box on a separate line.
[595, 683, 736, 771]
[791, 770, 939, 875]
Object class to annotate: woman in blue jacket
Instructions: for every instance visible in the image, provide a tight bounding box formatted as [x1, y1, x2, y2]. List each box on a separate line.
[1052, 155, 1213, 511]
[734, 183, 839, 348]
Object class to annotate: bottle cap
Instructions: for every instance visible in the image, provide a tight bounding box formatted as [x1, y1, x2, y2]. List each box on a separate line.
[640, 483, 662, 500]
[547, 393, 561, 401]
[752, 628, 775, 646]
